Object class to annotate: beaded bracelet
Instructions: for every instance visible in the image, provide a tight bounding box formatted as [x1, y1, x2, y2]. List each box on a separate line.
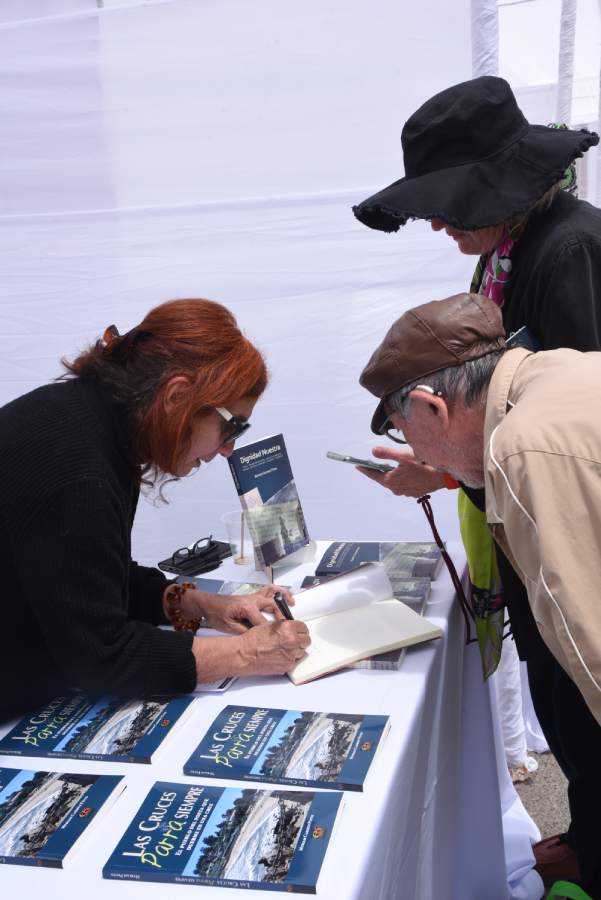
[164, 581, 204, 632]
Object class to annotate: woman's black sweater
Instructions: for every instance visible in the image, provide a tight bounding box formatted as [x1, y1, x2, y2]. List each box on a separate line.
[0, 377, 197, 721]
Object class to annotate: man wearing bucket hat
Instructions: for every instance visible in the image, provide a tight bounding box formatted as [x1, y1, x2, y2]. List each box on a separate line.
[360, 292, 601, 898]
[353, 76, 601, 886]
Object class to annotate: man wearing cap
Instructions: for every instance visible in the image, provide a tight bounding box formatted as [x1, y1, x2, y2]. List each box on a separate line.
[353, 75, 601, 887]
[361, 291, 601, 898]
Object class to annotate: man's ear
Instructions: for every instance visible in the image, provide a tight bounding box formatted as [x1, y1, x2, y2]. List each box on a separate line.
[408, 388, 449, 430]
[163, 375, 191, 414]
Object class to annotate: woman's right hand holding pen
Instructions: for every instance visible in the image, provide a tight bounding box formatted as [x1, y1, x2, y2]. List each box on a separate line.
[235, 620, 311, 675]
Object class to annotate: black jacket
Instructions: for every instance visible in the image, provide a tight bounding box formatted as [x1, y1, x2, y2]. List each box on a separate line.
[0, 377, 196, 721]
[470, 191, 601, 657]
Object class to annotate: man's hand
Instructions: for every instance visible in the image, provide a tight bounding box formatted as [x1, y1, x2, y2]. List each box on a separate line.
[235, 620, 311, 675]
[356, 446, 445, 497]
[190, 585, 295, 634]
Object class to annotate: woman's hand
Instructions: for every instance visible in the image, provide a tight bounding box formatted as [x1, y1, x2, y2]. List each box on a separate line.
[235, 620, 311, 675]
[189, 584, 295, 634]
[356, 446, 445, 498]
[192, 620, 311, 682]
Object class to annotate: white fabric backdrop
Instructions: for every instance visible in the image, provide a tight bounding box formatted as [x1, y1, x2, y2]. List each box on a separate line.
[1, 0, 599, 568]
[0, 0, 474, 566]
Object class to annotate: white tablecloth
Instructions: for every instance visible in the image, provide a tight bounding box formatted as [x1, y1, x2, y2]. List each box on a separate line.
[0, 541, 543, 899]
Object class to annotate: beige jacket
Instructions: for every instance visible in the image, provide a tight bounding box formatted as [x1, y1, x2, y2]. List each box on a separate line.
[485, 347, 601, 726]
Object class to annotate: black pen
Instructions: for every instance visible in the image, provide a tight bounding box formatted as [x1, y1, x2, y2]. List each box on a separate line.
[273, 590, 294, 620]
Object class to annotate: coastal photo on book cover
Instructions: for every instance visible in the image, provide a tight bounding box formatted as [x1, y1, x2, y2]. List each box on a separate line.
[103, 780, 342, 893]
[228, 433, 309, 567]
[0, 767, 123, 867]
[182, 576, 278, 597]
[315, 541, 442, 579]
[0, 691, 194, 763]
[184, 705, 389, 791]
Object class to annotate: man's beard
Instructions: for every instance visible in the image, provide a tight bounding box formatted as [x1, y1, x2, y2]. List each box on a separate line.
[450, 467, 484, 489]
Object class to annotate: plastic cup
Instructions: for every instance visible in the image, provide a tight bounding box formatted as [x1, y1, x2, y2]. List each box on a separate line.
[221, 510, 254, 565]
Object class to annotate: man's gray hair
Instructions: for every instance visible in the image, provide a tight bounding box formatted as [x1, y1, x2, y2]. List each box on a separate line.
[387, 348, 505, 419]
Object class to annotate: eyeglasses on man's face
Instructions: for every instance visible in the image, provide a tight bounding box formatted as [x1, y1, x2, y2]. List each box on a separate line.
[215, 406, 251, 449]
[379, 384, 442, 446]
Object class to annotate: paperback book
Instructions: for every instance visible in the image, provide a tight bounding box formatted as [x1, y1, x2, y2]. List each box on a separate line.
[103, 780, 342, 893]
[286, 563, 442, 684]
[315, 541, 443, 579]
[0, 691, 195, 764]
[227, 434, 310, 568]
[181, 576, 288, 597]
[184, 706, 389, 791]
[0, 767, 124, 868]
[299, 575, 431, 671]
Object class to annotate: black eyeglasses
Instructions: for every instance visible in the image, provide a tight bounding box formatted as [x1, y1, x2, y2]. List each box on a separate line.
[216, 406, 251, 448]
[379, 384, 442, 446]
[381, 421, 408, 445]
[172, 535, 216, 565]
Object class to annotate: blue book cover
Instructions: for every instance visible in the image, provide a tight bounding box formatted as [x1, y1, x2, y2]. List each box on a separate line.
[227, 433, 310, 567]
[180, 576, 281, 596]
[0, 767, 124, 868]
[0, 692, 195, 764]
[184, 706, 389, 791]
[315, 541, 442, 579]
[103, 781, 342, 892]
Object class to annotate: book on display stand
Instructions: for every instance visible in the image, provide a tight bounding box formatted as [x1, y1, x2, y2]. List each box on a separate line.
[227, 433, 311, 574]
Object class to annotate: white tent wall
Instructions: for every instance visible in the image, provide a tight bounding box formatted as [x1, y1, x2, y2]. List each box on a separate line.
[0, 1, 475, 566]
[6, 0, 599, 569]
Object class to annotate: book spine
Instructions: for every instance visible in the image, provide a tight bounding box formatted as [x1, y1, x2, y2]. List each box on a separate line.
[104, 869, 313, 892]
[47, 750, 131, 763]
[228, 458, 243, 495]
[0, 855, 62, 868]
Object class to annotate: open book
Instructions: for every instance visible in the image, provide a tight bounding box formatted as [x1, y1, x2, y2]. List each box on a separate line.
[289, 563, 442, 685]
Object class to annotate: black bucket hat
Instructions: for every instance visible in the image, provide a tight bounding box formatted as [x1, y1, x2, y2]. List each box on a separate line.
[353, 76, 599, 233]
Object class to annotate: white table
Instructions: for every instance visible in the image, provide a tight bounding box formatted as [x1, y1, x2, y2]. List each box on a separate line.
[0, 541, 543, 900]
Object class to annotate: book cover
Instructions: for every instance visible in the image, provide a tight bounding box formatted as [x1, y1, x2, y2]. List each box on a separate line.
[103, 781, 342, 893]
[184, 706, 388, 791]
[227, 434, 310, 568]
[0, 767, 124, 868]
[315, 541, 442, 579]
[0, 692, 195, 764]
[182, 576, 283, 597]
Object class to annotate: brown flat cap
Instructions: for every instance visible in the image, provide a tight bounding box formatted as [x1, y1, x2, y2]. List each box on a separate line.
[360, 292, 506, 434]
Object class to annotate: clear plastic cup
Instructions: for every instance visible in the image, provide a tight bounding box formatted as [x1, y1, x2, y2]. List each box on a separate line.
[221, 510, 254, 565]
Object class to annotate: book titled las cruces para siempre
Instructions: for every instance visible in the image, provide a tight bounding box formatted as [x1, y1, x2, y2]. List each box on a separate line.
[0, 691, 195, 764]
[103, 780, 342, 893]
[0, 767, 124, 868]
[184, 705, 389, 791]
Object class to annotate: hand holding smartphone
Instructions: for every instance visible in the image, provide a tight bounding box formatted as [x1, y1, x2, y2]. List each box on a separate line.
[326, 451, 394, 474]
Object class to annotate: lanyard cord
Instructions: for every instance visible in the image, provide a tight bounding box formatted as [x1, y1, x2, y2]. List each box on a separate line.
[417, 494, 476, 645]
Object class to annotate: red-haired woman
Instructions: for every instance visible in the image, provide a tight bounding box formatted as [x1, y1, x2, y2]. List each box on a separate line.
[0, 298, 309, 722]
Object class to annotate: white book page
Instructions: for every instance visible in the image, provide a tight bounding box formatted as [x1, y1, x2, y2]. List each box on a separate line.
[289, 599, 443, 685]
[292, 563, 392, 622]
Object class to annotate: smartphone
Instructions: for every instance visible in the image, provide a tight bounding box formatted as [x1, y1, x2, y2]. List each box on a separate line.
[326, 451, 394, 473]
